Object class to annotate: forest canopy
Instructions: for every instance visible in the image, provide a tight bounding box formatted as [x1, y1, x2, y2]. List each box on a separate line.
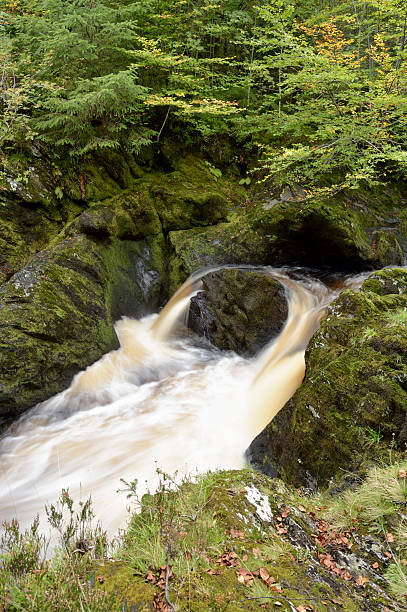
[1, 0, 407, 195]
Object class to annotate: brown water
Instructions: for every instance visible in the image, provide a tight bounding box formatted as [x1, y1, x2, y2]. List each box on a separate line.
[0, 267, 369, 534]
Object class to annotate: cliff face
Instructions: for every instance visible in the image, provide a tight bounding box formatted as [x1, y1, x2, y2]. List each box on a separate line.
[0, 149, 237, 420]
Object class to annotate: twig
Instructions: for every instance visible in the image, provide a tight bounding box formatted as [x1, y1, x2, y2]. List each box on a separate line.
[165, 564, 174, 611]
[156, 106, 171, 143]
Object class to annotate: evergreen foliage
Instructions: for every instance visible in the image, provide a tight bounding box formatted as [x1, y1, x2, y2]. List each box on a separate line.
[0, 0, 406, 191]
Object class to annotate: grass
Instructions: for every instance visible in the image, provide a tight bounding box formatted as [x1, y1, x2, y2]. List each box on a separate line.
[384, 309, 407, 326]
[0, 491, 116, 612]
[3, 464, 407, 609]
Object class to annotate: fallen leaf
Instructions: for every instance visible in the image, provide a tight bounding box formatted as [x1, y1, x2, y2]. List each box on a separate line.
[355, 575, 369, 587]
[230, 528, 244, 539]
[398, 469, 407, 478]
[252, 547, 261, 557]
[371, 562, 379, 569]
[385, 551, 392, 558]
[298, 505, 306, 513]
[96, 575, 104, 584]
[386, 532, 395, 543]
[242, 553, 248, 562]
[146, 570, 155, 583]
[259, 567, 270, 582]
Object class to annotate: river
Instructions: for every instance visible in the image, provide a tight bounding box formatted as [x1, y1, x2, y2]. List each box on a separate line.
[0, 267, 369, 535]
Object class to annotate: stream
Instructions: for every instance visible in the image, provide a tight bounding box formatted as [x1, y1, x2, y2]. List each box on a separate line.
[0, 267, 369, 535]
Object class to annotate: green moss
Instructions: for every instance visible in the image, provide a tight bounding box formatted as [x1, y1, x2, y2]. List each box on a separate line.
[104, 236, 166, 320]
[0, 235, 120, 417]
[100, 562, 156, 610]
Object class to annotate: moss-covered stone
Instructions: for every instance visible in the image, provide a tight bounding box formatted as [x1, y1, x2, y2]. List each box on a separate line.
[188, 268, 288, 356]
[168, 184, 407, 292]
[247, 187, 406, 269]
[0, 225, 167, 420]
[248, 267, 407, 488]
[106, 468, 400, 611]
[0, 236, 117, 419]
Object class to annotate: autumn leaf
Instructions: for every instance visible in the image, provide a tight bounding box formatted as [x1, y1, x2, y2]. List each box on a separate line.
[355, 575, 369, 587]
[386, 532, 395, 543]
[398, 469, 407, 478]
[236, 568, 253, 586]
[230, 528, 244, 539]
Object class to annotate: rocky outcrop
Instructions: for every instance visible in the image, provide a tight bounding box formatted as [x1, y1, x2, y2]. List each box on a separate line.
[0, 232, 166, 421]
[247, 267, 407, 488]
[168, 186, 407, 289]
[188, 268, 288, 356]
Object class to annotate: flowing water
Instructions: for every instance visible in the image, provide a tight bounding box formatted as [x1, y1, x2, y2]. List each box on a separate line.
[0, 267, 369, 534]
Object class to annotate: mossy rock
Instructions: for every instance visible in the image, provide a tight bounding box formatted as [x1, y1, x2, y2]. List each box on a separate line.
[248, 267, 407, 488]
[188, 268, 288, 356]
[107, 468, 400, 611]
[248, 188, 406, 269]
[168, 221, 268, 293]
[168, 185, 407, 292]
[0, 228, 166, 420]
[144, 155, 236, 232]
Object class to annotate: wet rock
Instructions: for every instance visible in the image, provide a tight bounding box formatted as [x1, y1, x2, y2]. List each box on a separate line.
[248, 267, 407, 487]
[188, 268, 288, 356]
[0, 232, 165, 420]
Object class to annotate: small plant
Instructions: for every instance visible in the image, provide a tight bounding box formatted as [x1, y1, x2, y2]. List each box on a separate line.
[0, 491, 113, 611]
[385, 309, 407, 326]
[385, 561, 407, 599]
[365, 426, 384, 447]
[205, 161, 222, 180]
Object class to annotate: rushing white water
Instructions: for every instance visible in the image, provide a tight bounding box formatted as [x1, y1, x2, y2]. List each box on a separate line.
[0, 267, 368, 534]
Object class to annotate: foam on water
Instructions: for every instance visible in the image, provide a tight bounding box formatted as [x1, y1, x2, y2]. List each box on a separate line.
[0, 267, 369, 534]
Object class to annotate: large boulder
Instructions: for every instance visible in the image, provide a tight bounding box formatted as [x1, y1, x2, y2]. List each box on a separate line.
[188, 268, 288, 356]
[247, 267, 407, 488]
[168, 186, 407, 291]
[0, 230, 165, 422]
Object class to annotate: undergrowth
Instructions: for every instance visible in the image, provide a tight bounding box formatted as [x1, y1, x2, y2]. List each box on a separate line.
[2, 463, 407, 609]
